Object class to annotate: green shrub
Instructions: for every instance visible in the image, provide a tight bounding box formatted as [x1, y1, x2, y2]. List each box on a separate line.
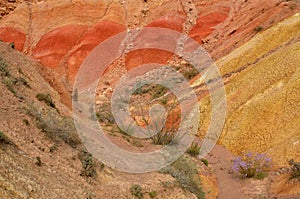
[183, 68, 198, 80]
[0, 131, 10, 144]
[187, 142, 200, 157]
[130, 184, 143, 199]
[49, 145, 58, 153]
[149, 191, 157, 198]
[160, 98, 168, 105]
[133, 86, 150, 95]
[16, 77, 30, 88]
[0, 58, 10, 77]
[35, 157, 42, 166]
[289, 159, 300, 181]
[96, 111, 114, 123]
[22, 119, 30, 126]
[201, 159, 209, 167]
[151, 131, 174, 145]
[26, 104, 81, 147]
[79, 150, 96, 178]
[161, 156, 205, 199]
[254, 26, 263, 32]
[152, 84, 167, 99]
[36, 93, 56, 109]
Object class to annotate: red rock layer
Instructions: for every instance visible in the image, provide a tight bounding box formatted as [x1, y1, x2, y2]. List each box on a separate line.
[33, 24, 87, 68]
[66, 20, 126, 82]
[0, 27, 26, 51]
[146, 14, 185, 32]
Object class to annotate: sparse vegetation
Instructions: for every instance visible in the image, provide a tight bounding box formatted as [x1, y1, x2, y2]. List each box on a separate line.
[0, 57, 30, 99]
[187, 142, 200, 157]
[130, 184, 143, 199]
[35, 156, 42, 166]
[151, 131, 174, 145]
[149, 191, 157, 198]
[152, 84, 168, 99]
[0, 58, 10, 77]
[0, 131, 11, 144]
[49, 145, 58, 153]
[3, 78, 17, 95]
[160, 97, 168, 105]
[232, 152, 272, 179]
[79, 150, 96, 178]
[254, 26, 263, 32]
[26, 104, 81, 147]
[96, 103, 114, 124]
[22, 119, 30, 126]
[133, 85, 151, 95]
[36, 93, 56, 109]
[161, 156, 205, 199]
[201, 159, 209, 167]
[183, 68, 198, 80]
[288, 159, 300, 181]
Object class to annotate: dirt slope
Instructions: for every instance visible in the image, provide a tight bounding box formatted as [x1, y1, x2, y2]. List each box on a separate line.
[0, 42, 213, 199]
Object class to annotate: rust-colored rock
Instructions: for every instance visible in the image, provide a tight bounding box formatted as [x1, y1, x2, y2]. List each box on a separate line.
[189, 11, 229, 44]
[33, 24, 87, 68]
[146, 14, 185, 32]
[66, 20, 126, 82]
[0, 27, 25, 51]
[125, 49, 174, 71]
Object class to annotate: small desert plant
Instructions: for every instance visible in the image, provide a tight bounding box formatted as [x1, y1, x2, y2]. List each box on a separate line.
[254, 26, 263, 32]
[3, 78, 17, 94]
[35, 156, 42, 166]
[96, 103, 114, 124]
[187, 142, 200, 157]
[288, 159, 300, 181]
[79, 150, 96, 178]
[133, 85, 151, 95]
[26, 104, 81, 147]
[232, 152, 272, 179]
[201, 159, 209, 167]
[130, 184, 143, 199]
[160, 97, 168, 105]
[22, 119, 30, 126]
[151, 131, 174, 145]
[149, 191, 157, 198]
[183, 68, 198, 80]
[152, 84, 168, 99]
[161, 156, 205, 199]
[36, 93, 56, 109]
[0, 58, 10, 77]
[0, 131, 10, 144]
[96, 111, 114, 124]
[49, 145, 58, 153]
[0, 57, 29, 98]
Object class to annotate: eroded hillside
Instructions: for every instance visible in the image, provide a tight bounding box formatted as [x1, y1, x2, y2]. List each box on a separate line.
[0, 1, 300, 199]
[194, 13, 300, 166]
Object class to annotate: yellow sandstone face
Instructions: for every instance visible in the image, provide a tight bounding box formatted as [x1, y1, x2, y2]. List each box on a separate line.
[196, 13, 300, 166]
